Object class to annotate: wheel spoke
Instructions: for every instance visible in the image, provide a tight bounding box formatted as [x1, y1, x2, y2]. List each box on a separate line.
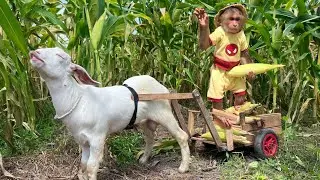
[257, 130, 279, 157]
[262, 134, 278, 156]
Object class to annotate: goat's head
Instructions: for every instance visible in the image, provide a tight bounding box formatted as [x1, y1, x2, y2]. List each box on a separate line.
[29, 47, 100, 86]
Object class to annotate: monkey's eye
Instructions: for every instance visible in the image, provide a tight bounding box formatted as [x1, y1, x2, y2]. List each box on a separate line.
[230, 17, 241, 21]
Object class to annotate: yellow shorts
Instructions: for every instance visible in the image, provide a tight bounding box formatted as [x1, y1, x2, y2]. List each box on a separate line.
[207, 65, 246, 102]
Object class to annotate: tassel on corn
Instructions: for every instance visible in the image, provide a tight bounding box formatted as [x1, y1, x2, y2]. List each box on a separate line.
[227, 63, 285, 77]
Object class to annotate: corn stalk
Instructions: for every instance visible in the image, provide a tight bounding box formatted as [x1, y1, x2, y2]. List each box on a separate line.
[313, 46, 320, 118]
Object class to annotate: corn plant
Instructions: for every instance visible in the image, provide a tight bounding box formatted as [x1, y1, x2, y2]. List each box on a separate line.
[0, 0, 36, 150]
[245, 0, 320, 123]
[0, 0, 70, 150]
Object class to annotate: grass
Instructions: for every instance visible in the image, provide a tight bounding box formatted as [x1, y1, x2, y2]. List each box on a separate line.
[0, 101, 60, 156]
[106, 124, 320, 179]
[220, 125, 320, 180]
[108, 130, 144, 167]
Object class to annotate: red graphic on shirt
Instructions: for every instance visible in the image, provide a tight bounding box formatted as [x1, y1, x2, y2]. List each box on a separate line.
[225, 44, 238, 56]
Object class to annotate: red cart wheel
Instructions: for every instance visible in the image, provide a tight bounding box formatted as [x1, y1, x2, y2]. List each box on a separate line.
[254, 128, 279, 159]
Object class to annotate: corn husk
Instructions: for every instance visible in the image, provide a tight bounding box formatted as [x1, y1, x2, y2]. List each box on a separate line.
[244, 116, 262, 123]
[227, 63, 285, 77]
[232, 116, 262, 124]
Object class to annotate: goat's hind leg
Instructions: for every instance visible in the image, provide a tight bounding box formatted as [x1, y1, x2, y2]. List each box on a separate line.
[157, 112, 190, 173]
[139, 120, 157, 164]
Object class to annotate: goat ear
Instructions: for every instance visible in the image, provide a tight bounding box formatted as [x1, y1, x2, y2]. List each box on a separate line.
[70, 63, 101, 86]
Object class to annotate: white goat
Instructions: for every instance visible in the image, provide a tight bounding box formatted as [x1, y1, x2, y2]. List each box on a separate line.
[29, 47, 190, 180]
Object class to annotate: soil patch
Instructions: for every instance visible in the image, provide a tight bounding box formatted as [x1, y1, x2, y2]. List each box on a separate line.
[1, 104, 223, 180]
[1, 141, 222, 180]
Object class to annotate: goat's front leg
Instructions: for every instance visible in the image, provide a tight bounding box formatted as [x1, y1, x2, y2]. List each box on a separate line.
[78, 143, 90, 180]
[86, 138, 105, 180]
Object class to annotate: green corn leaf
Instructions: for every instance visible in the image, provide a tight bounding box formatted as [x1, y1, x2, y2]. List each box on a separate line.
[287, 14, 320, 25]
[128, 13, 153, 24]
[124, 23, 137, 43]
[247, 20, 271, 46]
[285, 0, 294, 10]
[160, 62, 175, 76]
[182, 54, 198, 67]
[160, 12, 172, 27]
[267, 9, 295, 19]
[172, 9, 183, 24]
[183, 68, 195, 84]
[176, 2, 193, 9]
[281, 26, 320, 58]
[100, 15, 125, 44]
[91, 10, 107, 50]
[0, 40, 23, 73]
[264, 13, 276, 26]
[33, 8, 68, 32]
[296, 0, 307, 16]
[0, 1, 28, 56]
[283, 23, 296, 35]
[198, 1, 214, 10]
[96, 0, 105, 18]
[89, 0, 105, 24]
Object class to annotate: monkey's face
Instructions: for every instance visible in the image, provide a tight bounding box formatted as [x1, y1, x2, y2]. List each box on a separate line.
[220, 10, 244, 34]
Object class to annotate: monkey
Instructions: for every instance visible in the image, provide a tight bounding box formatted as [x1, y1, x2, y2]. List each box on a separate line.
[194, 4, 255, 128]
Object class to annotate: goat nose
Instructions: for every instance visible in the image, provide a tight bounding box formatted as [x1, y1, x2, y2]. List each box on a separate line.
[29, 51, 34, 58]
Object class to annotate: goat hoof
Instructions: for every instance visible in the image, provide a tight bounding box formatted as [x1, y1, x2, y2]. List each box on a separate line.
[77, 172, 88, 180]
[178, 165, 189, 173]
[139, 156, 149, 164]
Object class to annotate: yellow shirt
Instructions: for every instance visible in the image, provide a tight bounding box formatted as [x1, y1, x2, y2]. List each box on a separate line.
[209, 26, 248, 62]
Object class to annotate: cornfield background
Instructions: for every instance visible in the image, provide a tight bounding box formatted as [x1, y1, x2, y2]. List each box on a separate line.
[0, 0, 319, 151]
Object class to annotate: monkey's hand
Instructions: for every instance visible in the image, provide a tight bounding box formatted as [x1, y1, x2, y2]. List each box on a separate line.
[194, 8, 209, 27]
[215, 116, 234, 129]
[247, 71, 256, 81]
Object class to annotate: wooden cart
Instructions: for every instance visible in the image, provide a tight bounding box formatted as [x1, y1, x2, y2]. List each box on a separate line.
[138, 89, 281, 158]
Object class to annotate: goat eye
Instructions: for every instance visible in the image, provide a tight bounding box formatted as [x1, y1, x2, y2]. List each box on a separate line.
[56, 53, 66, 60]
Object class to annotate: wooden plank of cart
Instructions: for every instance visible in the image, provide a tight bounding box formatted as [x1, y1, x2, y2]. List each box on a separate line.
[138, 89, 281, 158]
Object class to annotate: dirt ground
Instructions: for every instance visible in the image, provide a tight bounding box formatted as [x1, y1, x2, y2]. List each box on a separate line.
[0, 105, 247, 180]
[1, 140, 224, 180]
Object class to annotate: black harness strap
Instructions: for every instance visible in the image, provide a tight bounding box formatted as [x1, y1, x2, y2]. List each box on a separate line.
[123, 84, 139, 129]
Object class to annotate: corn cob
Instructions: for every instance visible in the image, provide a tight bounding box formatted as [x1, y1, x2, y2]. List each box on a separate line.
[214, 124, 252, 136]
[233, 116, 262, 124]
[194, 125, 252, 136]
[244, 116, 262, 123]
[225, 102, 260, 115]
[225, 106, 237, 114]
[227, 63, 285, 77]
[201, 131, 251, 144]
